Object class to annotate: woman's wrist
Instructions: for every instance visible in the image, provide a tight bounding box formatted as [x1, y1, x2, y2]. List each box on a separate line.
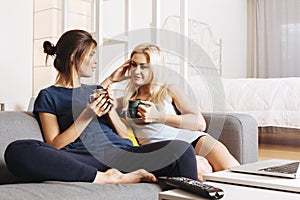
[107, 107, 115, 116]
[81, 107, 96, 120]
[156, 113, 166, 124]
[100, 77, 113, 89]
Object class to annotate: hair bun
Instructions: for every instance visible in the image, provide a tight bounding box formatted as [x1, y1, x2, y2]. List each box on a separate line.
[43, 41, 56, 55]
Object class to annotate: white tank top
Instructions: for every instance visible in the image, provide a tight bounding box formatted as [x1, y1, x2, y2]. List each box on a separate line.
[126, 97, 207, 145]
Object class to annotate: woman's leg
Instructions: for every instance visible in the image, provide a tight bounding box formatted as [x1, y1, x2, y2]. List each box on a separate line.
[194, 135, 240, 171]
[195, 155, 212, 181]
[123, 140, 198, 180]
[4, 139, 165, 184]
[4, 140, 98, 182]
[192, 137, 213, 181]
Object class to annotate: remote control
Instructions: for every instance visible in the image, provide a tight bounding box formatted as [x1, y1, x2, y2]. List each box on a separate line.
[159, 177, 224, 199]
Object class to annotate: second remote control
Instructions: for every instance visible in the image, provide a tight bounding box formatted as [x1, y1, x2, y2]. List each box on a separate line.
[159, 177, 224, 199]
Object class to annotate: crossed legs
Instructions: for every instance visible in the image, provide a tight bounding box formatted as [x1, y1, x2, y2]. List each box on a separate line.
[194, 135, 240, 181]
[5, 139, 197, 184]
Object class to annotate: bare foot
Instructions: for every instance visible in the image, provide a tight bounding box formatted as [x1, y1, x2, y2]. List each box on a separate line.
[93, 168, 157, 184]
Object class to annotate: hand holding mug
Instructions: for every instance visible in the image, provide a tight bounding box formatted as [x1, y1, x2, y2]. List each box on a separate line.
[129, 100, 165, 123]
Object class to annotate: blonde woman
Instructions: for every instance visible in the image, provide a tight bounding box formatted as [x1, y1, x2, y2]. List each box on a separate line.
[107, 43, 240, 181]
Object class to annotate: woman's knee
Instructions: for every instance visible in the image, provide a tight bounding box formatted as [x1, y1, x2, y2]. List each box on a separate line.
[196, 155, 213, 174]
[5, 139, 42, 166]
[196, 155, 213, 181]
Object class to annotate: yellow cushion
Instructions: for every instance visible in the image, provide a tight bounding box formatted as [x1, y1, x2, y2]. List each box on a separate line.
[127, 127, 139, 146]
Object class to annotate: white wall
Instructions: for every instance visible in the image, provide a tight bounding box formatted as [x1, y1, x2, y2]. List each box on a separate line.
[0, 0, 33, 111]
[0, 0, 247, 111]
[103, 0, 248, 78]
[160, 0, 247, 78]
[188, 0, 248, 78]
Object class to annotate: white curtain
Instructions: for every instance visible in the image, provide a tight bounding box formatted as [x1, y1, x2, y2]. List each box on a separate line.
[254, 0, 300, 78]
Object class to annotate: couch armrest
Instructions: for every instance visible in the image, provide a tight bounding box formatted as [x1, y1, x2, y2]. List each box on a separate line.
[202, 113, 258, 164]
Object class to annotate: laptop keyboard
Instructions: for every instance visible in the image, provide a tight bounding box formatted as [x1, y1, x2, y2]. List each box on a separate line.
[259, 162, 300, 174]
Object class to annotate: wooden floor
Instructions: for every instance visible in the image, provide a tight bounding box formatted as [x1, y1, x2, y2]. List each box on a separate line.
[259, 144, 300, 161]
[258, 132, 300, 161]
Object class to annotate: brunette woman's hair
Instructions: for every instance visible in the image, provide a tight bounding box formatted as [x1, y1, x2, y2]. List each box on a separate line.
[43, 29, 97, 85]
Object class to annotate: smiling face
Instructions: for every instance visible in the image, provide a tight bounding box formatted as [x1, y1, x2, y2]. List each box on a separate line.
[129, 53, 153, 86]
[78, 46, 97, 78]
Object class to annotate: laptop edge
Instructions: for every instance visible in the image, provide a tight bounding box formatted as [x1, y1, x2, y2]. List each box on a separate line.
[229, 159, 300, 179]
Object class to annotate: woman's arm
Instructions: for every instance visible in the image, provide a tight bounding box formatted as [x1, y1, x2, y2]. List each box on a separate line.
[99, 61, 132, 137]
[139, 84, 206, 131]
[165, 84, 206, 131]
[40, 95, 111, 149]
[108, 97, 129, 138]
[100, 60, 131, 88]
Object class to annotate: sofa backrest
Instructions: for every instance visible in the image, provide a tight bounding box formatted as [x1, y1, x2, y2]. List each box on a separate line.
[0, 111, 43, 184]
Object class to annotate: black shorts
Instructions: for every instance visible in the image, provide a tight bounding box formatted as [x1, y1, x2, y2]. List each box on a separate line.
[191, 135, 206, 148]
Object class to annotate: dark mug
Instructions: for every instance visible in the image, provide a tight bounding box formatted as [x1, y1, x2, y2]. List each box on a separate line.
[128, 99, 145, 118]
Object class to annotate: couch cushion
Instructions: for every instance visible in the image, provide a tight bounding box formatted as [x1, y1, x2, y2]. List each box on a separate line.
[0, 181, 162, 200]
[0, 112, 43, 184]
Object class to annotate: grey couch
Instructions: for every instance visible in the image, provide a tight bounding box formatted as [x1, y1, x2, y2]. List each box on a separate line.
[0, 111, 258, 200]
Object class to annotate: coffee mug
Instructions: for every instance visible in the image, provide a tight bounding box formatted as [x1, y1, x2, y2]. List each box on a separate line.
[128, 99, 145, 118]
[89, 88, 106, 103]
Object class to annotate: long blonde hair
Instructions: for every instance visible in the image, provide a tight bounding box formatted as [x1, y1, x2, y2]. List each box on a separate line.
[123, 43, 167, 111]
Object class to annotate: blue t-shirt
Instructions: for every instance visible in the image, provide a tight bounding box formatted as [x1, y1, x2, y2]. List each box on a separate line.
[33, 85, 133, 152]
